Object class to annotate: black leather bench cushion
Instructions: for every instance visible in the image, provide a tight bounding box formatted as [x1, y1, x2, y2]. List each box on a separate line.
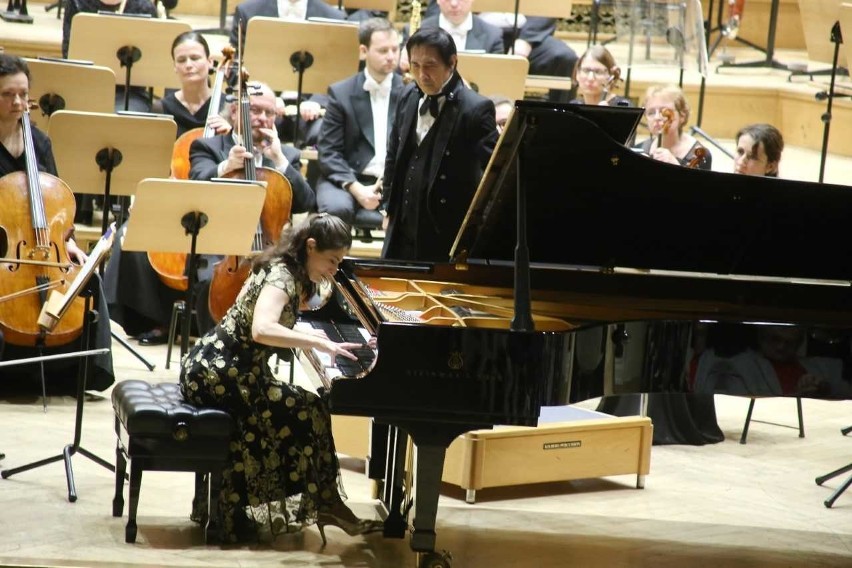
[112, 380, 233, 439]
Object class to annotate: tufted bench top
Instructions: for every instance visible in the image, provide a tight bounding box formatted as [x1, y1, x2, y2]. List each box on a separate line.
[112, 380, 233, 439]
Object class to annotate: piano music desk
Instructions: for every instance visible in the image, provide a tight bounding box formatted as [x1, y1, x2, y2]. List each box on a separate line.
[442, 406, 652, 504]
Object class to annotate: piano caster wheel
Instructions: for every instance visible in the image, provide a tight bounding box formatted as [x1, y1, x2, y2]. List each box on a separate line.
[417, 550, 452, 568]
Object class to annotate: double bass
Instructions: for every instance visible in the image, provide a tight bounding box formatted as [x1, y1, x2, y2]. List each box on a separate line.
[0, 103, 84, 347]
[207, 69, 293, 323]
[147, 46, 236, 292]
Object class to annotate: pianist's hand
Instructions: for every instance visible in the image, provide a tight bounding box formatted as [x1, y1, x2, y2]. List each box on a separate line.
[319, 340, 361, 362]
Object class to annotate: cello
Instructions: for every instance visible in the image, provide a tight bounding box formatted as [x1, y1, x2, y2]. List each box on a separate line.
[0, 103, 84, 348]
[206, 68, 293, 323]
[146, 45, 236, 293]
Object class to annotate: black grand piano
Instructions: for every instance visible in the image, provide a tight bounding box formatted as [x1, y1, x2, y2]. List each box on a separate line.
[316, 101, 852, 568]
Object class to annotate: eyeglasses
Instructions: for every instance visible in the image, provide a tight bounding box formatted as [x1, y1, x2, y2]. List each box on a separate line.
[249, 106, 276, 118]
[644, 106, 676, 118]
[579, 67, 609, 78]
[0, 91, 28, 103]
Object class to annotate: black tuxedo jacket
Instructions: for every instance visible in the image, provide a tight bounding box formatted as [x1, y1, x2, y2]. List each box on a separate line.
[407, 14, 505, 54]
[381, 74, 497, 261]
[317, 72, 404, 188]
[230, 0, 347, 48]
[189, 135, 316, 213]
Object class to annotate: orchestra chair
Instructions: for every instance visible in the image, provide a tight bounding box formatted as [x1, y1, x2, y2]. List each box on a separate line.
[111, 380, 234, 543]
[739, 396, 805, 444]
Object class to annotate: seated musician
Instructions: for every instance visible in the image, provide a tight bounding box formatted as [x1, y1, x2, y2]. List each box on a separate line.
[189, 80, 316, 334]
[489, 94, 513, 135]
[732, 122, 784, 177]
[180, 212, 383, 543]
[104, 31, 232, 346]
[424, 0, 579, 102]
[0, 54, 114, 392]
[380, 27, 498, 262]
[399, 0, 506, 73]
[635, 84, 712, 170]
[316, 17, 403, 230]
[570, 45, 632, 108]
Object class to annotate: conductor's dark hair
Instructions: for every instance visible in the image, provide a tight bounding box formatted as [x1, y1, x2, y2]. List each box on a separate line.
[0, 54, 30, 81]
[252, 213, 352, 299]
[359, 17, 396, 47]
[171, 31, 211, 58]
[406, 27, 457, 67]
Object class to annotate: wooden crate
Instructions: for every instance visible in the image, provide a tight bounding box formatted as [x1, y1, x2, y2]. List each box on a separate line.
[443, 406, 653, 503]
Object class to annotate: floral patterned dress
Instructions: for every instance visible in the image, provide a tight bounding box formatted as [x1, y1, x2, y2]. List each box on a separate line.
[180, 261, 342, 543]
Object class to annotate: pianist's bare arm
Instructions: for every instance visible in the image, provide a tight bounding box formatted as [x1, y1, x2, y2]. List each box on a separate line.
[251, 284, 361, 361]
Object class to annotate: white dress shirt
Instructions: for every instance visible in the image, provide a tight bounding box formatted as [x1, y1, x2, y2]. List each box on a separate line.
[415, 76, 452, 145]
[362, 69, 393, 178]
[277, 0, 307, 20]
[439, 13, 473, 52]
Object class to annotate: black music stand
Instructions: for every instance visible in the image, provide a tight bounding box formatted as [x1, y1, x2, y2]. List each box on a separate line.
[122, 178, 266, 357]
[67, 13, 191, 111]
[715, 0, 787, 72]
[813, 22, 851, 184]
[1, 0, 33, 23]
[244, 17, 360, 144]
[816, 424, 852, 507]
[0, 281, 113, 503]
[48, 110, 176, 371]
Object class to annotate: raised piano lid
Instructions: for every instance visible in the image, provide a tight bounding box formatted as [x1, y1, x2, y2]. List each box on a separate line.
[451, 100, 852, 284]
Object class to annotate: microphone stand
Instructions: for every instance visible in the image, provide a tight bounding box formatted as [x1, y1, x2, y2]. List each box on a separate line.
[815, 22, 850, 184]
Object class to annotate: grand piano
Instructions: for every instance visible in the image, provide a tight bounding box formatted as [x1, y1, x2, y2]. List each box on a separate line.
[312, 101, 852, 568]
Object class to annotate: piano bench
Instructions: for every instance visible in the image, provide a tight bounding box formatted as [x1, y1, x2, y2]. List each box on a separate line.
[442, 407, 653, 504]
[111, 380, 233, 544]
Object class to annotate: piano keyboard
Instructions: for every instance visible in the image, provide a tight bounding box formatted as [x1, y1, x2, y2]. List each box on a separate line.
[295, 320, 376, 380]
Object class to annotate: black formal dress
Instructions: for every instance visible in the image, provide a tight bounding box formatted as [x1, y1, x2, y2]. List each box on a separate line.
[0, 127, 114, 393]
[381, 72, 497, 262]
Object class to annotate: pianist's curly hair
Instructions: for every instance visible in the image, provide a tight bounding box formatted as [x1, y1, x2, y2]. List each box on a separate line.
[251, 213, 353, 299]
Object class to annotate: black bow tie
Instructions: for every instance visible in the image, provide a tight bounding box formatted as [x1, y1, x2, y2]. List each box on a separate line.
[419, 94, 444, 118]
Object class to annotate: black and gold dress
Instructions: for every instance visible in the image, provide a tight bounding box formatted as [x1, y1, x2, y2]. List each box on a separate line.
[180, 260, 342, 543]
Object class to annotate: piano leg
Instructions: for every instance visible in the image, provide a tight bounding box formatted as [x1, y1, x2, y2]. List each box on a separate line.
[410, 444, 447, 553]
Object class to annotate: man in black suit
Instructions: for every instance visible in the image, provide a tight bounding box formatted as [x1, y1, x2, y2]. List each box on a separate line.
[229, 0, 347, 49]
[381, 27, 497, 262]
[316, 17, 403, 230]
[189, 81, 315, 332]
[424, 0, 578, 102]
[401, 0, 504, 64]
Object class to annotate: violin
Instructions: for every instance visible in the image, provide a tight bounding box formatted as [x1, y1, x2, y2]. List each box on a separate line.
[147, 46, 236, 293]
[206, 59, 293, 323]
[0, 103, 84, 348]
[656, 108, 675, 150]
[686, 147, 708, 169]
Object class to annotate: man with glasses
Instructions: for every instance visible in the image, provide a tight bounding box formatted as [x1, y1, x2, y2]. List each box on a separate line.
[188, 81, 316, 333]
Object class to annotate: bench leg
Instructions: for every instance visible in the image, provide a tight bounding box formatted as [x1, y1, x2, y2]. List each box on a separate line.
[112, 444, 127, 517]
[126, 464, 142, 543]
[206, 471, 223, 544]
[192, 472, 209, 526]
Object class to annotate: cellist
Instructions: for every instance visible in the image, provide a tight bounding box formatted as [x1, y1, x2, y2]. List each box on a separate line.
[189, 80, 316, 334]
[103, 31, 231, 347]
[0, 54, 114, 392]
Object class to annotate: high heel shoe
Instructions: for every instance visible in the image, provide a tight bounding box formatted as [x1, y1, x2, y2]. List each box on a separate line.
[315, 510, 384, 546]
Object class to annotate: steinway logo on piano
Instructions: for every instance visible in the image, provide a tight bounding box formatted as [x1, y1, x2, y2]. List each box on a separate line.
[543, 440, 582, 450]
[448, 351, 463, 370]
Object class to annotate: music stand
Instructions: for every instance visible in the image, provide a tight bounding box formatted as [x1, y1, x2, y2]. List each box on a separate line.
[1, 281, 113, 502]
[716, 0, 787, 72]
[456, 52, 529, 102]
[68, 13, 191, 110]
[244, 17, 359, 143]
[122, 178, 267, 356]
[23, 58, 115, 132]
[48, 110, 176, 371]
[1, 0, 33, 23]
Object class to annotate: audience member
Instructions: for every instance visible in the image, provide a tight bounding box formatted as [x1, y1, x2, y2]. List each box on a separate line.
[381, 27, 497, 261]
[316, 18, 403, 230]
